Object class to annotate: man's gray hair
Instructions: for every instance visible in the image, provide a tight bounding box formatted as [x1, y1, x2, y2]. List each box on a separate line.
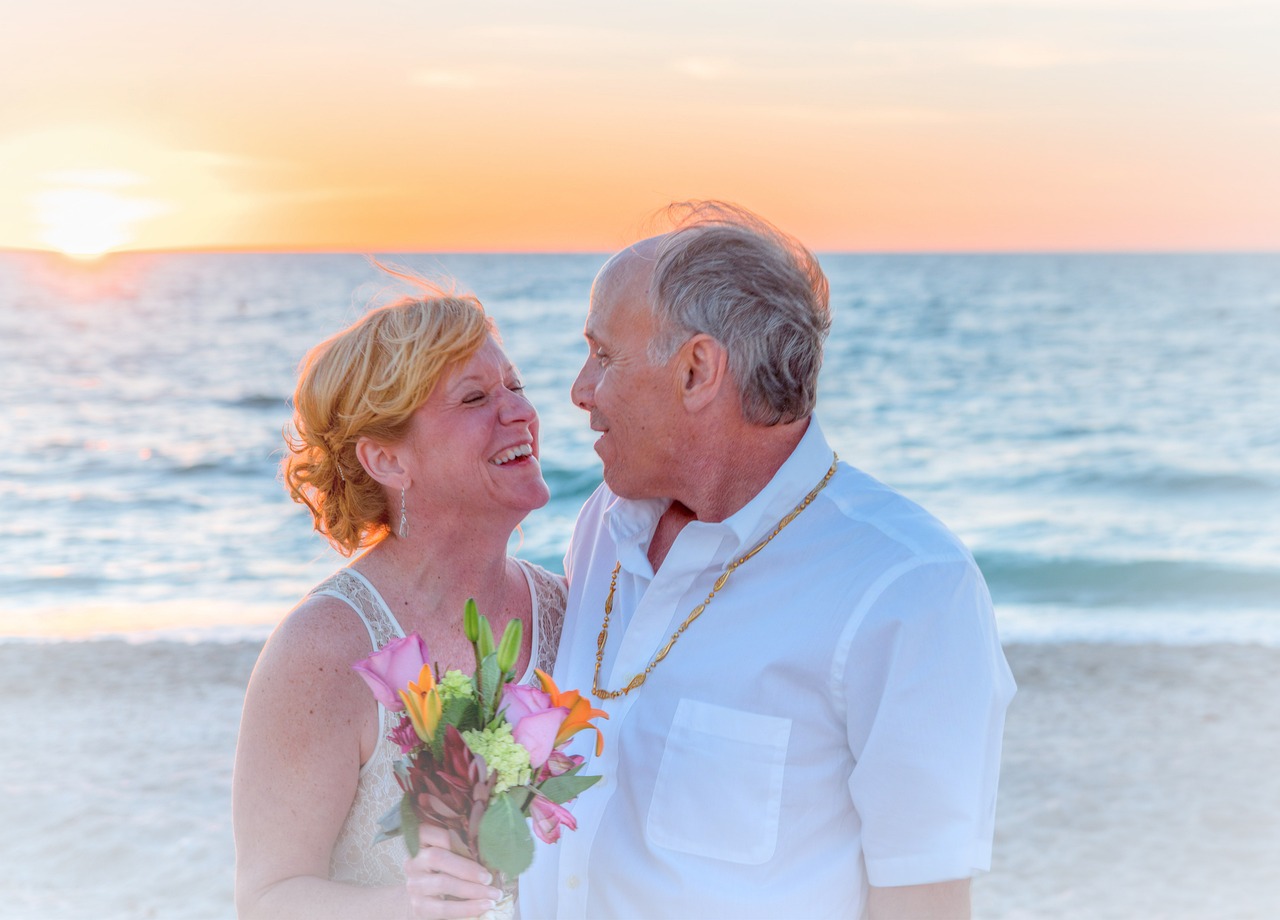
[648, 201, 831, 426]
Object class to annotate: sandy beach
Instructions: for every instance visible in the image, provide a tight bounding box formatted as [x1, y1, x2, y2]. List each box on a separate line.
[1, 639, 1277, 920]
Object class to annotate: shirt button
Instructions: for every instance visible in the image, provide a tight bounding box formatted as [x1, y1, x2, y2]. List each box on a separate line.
[566, 876, 581, 890]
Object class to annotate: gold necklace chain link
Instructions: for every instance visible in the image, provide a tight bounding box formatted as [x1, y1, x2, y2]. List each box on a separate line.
[592, 454, 838, 700]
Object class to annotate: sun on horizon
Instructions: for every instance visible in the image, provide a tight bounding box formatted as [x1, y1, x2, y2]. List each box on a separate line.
[2, 2, 1277, 255]
[35, 173, 169, 259]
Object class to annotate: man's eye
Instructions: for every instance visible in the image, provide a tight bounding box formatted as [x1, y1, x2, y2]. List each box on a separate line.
[595, 349, 610, 366]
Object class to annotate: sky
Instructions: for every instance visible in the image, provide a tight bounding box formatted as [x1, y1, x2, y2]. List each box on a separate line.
[1, 0, 1277, 255]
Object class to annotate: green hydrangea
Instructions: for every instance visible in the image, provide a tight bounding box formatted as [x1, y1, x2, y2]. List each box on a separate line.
[436, 669, 473, 703]
[462, 722, 532, 793]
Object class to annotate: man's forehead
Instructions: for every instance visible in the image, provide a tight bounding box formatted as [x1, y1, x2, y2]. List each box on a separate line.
[587, 241, 660, 333]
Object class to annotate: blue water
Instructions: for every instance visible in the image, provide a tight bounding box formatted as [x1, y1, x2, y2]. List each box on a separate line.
[2, 251, 1277, 643]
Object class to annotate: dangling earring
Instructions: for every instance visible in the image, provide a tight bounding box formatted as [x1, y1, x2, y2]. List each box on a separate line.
[398, 485, 409, 539]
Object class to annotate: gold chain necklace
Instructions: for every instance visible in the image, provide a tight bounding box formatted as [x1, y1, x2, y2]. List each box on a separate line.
[592, 454, 838, 700]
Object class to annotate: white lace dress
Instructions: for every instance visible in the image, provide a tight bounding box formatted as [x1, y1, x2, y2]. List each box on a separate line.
[316, 559, 567, 887]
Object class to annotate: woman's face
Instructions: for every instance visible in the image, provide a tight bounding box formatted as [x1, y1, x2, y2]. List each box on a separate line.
[401, 335, 550, 525]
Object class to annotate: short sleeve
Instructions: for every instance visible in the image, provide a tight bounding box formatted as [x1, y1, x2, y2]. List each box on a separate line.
[839, 556, 1016, 887]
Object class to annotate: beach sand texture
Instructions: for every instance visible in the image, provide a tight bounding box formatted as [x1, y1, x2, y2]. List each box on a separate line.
[0, 640, 1276, 920]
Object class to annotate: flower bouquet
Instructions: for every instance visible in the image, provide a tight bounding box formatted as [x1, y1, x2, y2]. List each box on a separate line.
[352, 599, 607, 890]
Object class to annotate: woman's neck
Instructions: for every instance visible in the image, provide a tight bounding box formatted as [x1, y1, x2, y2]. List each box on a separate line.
[351, 518, 519, 630]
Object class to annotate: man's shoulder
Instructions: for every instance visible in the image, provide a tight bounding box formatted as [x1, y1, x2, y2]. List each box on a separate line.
[821, 464, 975, 565]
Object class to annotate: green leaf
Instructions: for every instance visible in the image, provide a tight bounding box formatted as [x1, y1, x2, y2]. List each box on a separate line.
[506, 785, 534, 814]
[442, 694, 479, 734]
[479, 653, 501, 720]
[477, 790, 534, 878]
[372, 800, 404, 845]
[536, 772, 602, 805]
[400, 795, 421, 857]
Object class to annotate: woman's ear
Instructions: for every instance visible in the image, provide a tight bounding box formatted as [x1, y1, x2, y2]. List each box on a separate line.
[355, 436, 410, 490]
[676, 333, 729, 413]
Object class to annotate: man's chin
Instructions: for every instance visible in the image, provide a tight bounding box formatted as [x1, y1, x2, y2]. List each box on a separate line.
[600, 468, 654, 502]
[599, 465, 630, 497]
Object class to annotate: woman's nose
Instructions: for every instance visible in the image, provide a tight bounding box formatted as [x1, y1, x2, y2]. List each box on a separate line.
[500, 386, 535, 423]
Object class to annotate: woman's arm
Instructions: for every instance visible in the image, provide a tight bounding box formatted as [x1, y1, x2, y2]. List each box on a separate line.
[232, 599, 406, 919]
[232, 598, 504, 920]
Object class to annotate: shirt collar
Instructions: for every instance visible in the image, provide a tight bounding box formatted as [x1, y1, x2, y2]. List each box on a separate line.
[716, 416, 836, 553]
[604, 416, 837, 569]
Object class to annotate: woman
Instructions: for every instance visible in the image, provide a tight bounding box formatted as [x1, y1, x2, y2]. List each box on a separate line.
[233, 282, 565, 919]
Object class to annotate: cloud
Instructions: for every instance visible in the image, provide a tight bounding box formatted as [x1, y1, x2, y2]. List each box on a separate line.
[760, 103, 974, 125]
[964, 41, 1093, 70]
[410, 69, 482, 89]
[892, 0, 1268, 8]
[39, 169, 147, 189]
[670, 57, 738, 81]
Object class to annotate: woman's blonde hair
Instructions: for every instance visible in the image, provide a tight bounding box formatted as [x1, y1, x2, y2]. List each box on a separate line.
[282, 280, 493, 555]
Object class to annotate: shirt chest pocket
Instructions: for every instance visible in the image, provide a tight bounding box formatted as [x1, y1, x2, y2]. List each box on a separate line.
[646, 698, 792, 865]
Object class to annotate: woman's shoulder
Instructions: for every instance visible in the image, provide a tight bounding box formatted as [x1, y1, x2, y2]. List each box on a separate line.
[514, 559, 566, 675]
[515, 558, 567, 607]
[252, 587, 380, 691]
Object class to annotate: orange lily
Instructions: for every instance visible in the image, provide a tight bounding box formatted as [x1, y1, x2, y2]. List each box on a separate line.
[536, 668, 609, 755]
[400, 663, 443, 744]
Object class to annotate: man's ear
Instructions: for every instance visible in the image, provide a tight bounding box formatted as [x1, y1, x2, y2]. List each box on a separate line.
[355, 436, 410, 490]
[676, 333, 729, 412]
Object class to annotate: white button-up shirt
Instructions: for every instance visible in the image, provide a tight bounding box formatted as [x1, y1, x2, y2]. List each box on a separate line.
[521, 419, 1015, 919]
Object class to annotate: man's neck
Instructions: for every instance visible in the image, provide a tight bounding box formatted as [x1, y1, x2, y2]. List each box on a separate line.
[681, 417, 809, 524]
[646, 417, 810, 572]
[647, 501, 698, 573]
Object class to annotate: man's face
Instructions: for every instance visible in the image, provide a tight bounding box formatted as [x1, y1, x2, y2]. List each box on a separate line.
[570, 252, 683, 500]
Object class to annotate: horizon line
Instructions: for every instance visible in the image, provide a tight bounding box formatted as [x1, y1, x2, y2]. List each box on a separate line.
[4, 244, 1279, 260]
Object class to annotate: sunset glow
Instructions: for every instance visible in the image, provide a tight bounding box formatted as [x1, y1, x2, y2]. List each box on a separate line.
[35, 172, 169, 258]
[2, 1, 1277, 253]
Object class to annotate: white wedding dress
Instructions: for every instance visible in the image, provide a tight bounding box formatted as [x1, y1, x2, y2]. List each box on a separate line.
[314, 559, 567, 888]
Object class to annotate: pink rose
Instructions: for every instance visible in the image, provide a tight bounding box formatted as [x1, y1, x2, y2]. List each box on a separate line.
[501, 683, 551, 723]
[352, 632, 430, 713]
[529, 792, 577, 844]
[501, 683, 568, 769]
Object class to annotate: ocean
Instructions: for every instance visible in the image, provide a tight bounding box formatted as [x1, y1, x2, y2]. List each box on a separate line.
[2, 251, 1277, 644]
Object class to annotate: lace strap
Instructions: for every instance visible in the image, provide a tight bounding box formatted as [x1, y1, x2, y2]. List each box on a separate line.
[516, 560, 567, 676]
[308, 568, 406, 652]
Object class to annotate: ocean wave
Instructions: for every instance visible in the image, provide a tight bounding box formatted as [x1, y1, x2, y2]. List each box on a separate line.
[1052, 467, 1277, 498]
[1, 573, 107, 594]
[542, 465, 603, 502]
[224, 394, 288, 410]
[168, 458, 270, 477]
[978, 552, 1280, 610]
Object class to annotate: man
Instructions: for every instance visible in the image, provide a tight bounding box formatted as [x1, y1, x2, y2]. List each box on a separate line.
[520, 201, 1015, 919]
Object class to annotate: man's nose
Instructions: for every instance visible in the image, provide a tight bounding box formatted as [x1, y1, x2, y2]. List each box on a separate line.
[571, 361, 595, 412]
